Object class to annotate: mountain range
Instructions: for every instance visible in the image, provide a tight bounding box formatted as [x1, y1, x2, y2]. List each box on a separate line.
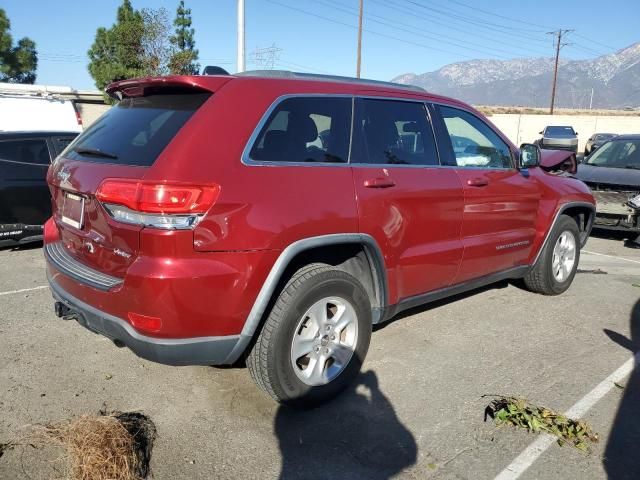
[392, 42, 640, 109]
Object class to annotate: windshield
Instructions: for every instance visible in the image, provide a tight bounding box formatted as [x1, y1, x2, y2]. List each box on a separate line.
[586, 139, 640, 168]
[64, 93, 211, 166]
[545, 126, 575, 136]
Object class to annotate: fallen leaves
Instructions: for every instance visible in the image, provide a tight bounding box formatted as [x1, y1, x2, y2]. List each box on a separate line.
[484, 396, 599, 453]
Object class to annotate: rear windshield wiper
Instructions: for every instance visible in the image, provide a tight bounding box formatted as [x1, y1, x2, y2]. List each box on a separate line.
[73, 147, 118, 160]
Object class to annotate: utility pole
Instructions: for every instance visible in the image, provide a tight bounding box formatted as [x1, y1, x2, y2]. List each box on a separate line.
[356, 0, 363, 78]
[547, 29, 572, 114]
[237, 0, 245, 73]
[589, 87, 594, 110]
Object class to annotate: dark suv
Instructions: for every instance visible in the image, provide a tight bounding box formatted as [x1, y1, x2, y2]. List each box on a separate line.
[44, 72, 595, 406]
[0, 131, 78, 247]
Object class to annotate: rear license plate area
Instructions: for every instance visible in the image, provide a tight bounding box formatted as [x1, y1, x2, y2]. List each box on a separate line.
[61, 192, 85, 229]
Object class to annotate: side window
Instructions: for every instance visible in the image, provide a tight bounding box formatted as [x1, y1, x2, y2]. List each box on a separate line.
[353, 98, 439, 165]
[0, 139, 50, 165]
[438, 106, 512, 169]
[249, 97, 351, 163]
[53, 136, 77, 156]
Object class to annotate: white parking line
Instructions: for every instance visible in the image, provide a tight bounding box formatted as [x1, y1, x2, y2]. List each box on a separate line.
[583, 250, 640, 265]
[0, 286, 49, 297]
[494, 353, 638, 480]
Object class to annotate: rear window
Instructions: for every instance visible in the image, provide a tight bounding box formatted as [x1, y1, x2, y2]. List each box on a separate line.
[545, 126, 575, 135]
[65, 93, 210, 166]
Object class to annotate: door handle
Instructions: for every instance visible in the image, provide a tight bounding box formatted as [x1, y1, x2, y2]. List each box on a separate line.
[364, 177, 396, 188]
[467, 178, 489, 187]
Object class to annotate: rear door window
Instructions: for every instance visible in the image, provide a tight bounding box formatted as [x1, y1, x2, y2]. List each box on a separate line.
[0, 139, 51, 165]
[352, 98, 439, 166]
[64, 93, 211, 166]
[248, 96, 352, 163]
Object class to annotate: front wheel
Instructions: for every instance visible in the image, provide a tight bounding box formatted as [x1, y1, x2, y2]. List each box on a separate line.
[247, 264, 372, 407]
[524, 215, 581, 295]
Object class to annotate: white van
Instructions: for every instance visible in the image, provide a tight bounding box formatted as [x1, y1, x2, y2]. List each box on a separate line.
[0, 84, 83, 133]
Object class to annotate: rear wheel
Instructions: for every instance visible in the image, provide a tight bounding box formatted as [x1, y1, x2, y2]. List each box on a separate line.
[524, 215, 580, 295]
[247, 264, 372, 407]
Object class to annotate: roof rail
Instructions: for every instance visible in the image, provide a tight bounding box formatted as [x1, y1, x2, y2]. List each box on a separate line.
[235, 70, 426, 93]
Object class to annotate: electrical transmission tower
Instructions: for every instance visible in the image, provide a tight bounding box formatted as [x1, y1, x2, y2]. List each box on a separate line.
[250, 44, 283, 70]
[547, 29, 573, 114]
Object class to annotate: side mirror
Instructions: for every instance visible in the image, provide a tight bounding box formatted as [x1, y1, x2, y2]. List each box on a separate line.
[519, 143, 540, 169]
[575, 131, 579, 136]
[539, 130, 543, 135]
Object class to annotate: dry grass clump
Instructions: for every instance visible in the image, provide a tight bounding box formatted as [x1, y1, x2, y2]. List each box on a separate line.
[34, 412, 155, 480]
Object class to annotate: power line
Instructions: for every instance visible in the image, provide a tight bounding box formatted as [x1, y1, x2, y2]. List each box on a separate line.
[319, 0, 548, 59]
[573, 32, 619, 52]
[442, 0, 556, 31]
[266, 0, 478, 60]
[363, 0, 551, 57]
[402, 0, 553, 41]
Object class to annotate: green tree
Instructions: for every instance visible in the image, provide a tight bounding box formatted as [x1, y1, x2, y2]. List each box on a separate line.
[141, 7, 172, 76]
[169, 1, 199, 75]
[0, 9, 37, 84]
[87, 0, 144, 91]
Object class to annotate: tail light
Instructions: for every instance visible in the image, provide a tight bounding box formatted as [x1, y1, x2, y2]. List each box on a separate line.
[75, 109, 83, 126]
[96, 179, 220, 230]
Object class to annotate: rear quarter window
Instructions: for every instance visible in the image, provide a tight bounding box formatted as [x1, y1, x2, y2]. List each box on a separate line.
[248, 96, 352, 164]
[64, 93, 210, 166]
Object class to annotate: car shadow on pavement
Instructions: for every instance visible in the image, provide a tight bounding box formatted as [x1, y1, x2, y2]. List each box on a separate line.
[591, 228, 640, 249]
[603, 299, 640, 478]
[274, 370, 417, 480]
[0, 240, 43, 252]
[375, 281, 510, 331]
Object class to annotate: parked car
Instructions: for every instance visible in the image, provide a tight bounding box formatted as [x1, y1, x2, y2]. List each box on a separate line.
[0, 88, 83, 133]
[577, 134, 640, 236]
[537, 126, 579, 153]
[584, 133, 617, 156]
[0, 131, 78, 247]
[44, 72, 595, 406]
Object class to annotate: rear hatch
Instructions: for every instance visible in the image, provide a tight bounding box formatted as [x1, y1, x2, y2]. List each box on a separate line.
[48, 77, 228, 277]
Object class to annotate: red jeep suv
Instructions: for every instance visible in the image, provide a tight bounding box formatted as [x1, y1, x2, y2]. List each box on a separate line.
[44, 72, 595, 406]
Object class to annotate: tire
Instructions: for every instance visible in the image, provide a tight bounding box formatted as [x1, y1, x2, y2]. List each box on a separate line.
[247, 263, 372, 407]
[524, 215, 581, 295]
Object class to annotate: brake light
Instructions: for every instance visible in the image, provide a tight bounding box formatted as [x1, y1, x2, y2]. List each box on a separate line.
[75, 109, 83, 126]
[96, 179, 220, 229]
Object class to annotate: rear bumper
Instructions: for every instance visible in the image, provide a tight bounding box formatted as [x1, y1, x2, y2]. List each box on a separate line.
[48, 272, 242, 366]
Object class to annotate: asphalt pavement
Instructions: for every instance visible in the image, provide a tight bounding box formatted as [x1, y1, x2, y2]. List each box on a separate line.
[0, 230, 639, 479]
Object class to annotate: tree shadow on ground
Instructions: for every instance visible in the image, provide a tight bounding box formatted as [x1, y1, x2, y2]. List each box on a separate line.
[274, 370, 417, 480]
[603, 299, 640, 478]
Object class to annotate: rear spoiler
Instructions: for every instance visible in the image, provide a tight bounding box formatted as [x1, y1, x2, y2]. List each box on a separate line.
[105, 75, 233, 100]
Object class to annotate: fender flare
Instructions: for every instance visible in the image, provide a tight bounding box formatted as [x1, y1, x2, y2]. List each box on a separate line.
[531, 201, 596, 267]
[224, 233, 388, 364]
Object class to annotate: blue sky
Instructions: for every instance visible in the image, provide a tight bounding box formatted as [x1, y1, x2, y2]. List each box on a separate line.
[2, 0, 639, 90]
